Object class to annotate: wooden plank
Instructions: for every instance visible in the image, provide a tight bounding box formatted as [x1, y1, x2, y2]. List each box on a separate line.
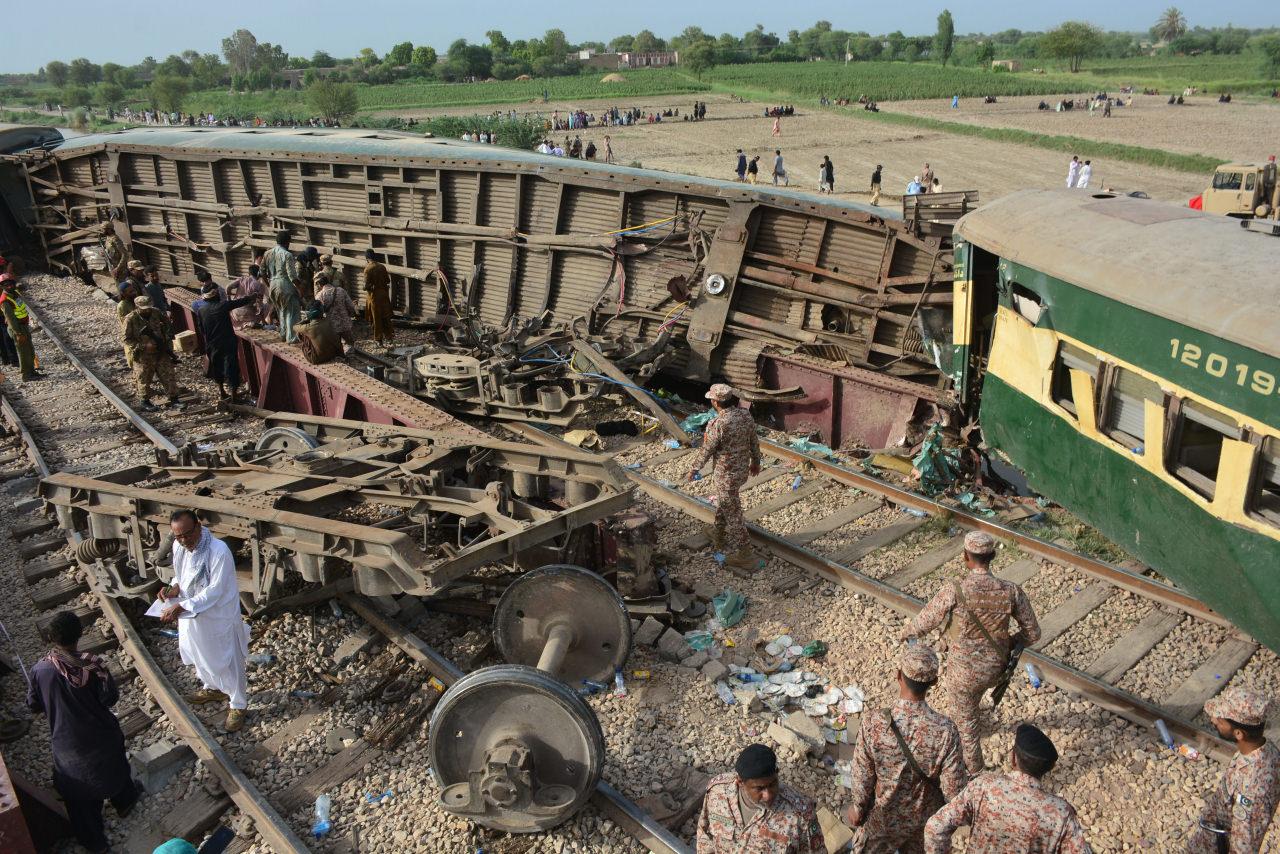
[123, 788, 232, 853]
[78, 627, 117, 656]
[789, 497, 882, 547]
[29, 575, 87, 609]
[828, 518, 928, 565]
[1085, 609, 1182, 683]
[995, 559, 1041, 586]
[682, 479, 827, 548]
[276, 740, 382, 814]
[1031, 583, 1114, 649]
[1163, 637, 1260, 722]
[117, 705, 155, 739]
[883, 535, 966, 589]
[643, 447, 691, 468]
[19, 537, 65, 560]
[246, 710, 324, 762]
[23, 555, 74, 584]
[10, 516, 56, 539]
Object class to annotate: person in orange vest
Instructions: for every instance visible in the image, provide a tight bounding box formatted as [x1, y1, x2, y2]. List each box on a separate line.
[0, 273, 41, 381]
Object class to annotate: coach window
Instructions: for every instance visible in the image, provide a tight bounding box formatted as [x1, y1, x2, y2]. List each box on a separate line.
[1249, 436, 1280, 527]
[1050, 341, 1098, 416]
[1101, 367, 1161, 449]
[1169, 398, 1241, 500]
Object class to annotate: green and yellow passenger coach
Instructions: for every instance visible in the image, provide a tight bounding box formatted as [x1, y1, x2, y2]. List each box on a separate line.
[950, 190, 1280, 651]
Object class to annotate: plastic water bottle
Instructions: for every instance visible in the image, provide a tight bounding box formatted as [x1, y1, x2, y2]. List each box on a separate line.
[312, 794, 332, 838]
[1024, 663, 1042, 688]
[613, 669, 627, 698]
[663, 438, 681, 449]
[714, 682, 737, 705]
[692, 471, 703, 481]
[247, 653, 274, 666]
[735, 672, 766, 683]
[1155, 719, 1175, 750]
[790, 474, 803, 490]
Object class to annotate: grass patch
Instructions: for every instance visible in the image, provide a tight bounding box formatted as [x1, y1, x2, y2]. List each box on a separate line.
[845, 108, 1224, 174]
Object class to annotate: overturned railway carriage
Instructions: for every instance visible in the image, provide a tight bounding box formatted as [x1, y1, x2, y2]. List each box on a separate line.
[10, 126, 958, 447]
[953, 190, 1280, 652]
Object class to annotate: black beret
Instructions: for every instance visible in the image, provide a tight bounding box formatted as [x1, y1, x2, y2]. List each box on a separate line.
[734, 744, 778, 780]
[1014, 723, 1058, 763]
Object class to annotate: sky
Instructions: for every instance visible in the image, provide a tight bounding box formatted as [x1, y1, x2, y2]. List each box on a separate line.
[6, 0, 1278, 73]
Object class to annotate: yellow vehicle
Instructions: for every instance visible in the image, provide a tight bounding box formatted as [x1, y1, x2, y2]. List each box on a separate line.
[1201, 157, 1278, 220]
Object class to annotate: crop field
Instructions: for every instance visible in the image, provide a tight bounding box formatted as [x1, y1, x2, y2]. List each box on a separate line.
[704, 61, 1073, 102]
[704, 55, 1278, 103]
[180, 68, 708, 119]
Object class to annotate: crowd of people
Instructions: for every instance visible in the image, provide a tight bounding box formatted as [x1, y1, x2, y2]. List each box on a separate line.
[99, 231, 394, 409]
[535, 134, 612, 162]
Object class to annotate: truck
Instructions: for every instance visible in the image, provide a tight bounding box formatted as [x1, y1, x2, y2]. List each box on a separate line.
[1200, 156, 1278, 222]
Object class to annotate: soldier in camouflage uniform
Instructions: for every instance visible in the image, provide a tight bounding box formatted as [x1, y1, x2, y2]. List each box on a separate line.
[925, 723, 1091, 853]
[847, 644, 968, 853]
[1187, 686, 1280, 853]
[116, 279, 139, 367]
[900, 530, 1040, 774]
[697, 743, 825, 853]
[123, 295, 180, 410]
[688, 383, 761, 570]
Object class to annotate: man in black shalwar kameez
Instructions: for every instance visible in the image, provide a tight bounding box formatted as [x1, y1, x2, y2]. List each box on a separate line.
[26, 611, 138, 853]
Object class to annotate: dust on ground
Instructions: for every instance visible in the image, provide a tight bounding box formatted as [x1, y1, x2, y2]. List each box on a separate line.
[379, 92, 1209, 204]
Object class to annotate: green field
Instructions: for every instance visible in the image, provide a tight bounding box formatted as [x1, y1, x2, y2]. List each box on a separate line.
[703, 55, 1277, 104]
[705, 61, 1069, 101]
[179, 69, 708, 119]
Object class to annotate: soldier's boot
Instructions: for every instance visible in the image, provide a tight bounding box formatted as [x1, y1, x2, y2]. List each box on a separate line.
[701, 524, 723, 553]
[139, 397, 156, 412]
[725, 546, 763, 571]
[167, 396, 183, 410]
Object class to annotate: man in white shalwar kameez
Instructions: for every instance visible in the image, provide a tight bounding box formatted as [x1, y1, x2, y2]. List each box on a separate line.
[157, 510, 250, 732]
[1066, 156, 1080, 188]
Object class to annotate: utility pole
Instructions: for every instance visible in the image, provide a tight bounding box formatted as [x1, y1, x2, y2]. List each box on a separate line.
[845, 37, 851, 65]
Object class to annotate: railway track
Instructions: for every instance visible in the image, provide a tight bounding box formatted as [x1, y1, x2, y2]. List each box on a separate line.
[507, 421, 1260, 766]
[2, 272, 1267, 850]
[0, 286, 688, 852]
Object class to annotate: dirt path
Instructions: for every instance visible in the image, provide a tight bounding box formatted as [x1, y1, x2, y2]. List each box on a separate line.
[380, 93, 1206, 204]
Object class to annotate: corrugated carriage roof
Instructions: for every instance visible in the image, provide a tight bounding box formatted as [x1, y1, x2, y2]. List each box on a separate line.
[954, 189, 1280, 360]
[50, 126, 896, 219]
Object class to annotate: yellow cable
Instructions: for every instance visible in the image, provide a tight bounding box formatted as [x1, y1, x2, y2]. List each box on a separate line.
[599, 215, 678, 237]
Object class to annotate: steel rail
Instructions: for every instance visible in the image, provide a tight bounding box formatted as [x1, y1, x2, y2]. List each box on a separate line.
[24, 301, 180, 455]
[0, 395, 310, 852]
[342, 595, 692, 854]
[759, 439, 1232, 629]
[503, 423, 1237, 765]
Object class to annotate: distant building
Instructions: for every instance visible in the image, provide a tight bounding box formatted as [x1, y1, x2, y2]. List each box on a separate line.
[619, 51, 680, 69]
[991, 59, 1021, 72]
[570, 50, 681, 70]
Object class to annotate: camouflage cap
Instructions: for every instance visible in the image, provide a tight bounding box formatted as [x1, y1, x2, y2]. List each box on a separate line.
[964, 530, 996, 556]
[899, 643, 939, 682]
[705, 383, 735, 401]
[127, 259, 144, 271]
[1205, 686, 1271, 727]
[134, 294, 152, 308]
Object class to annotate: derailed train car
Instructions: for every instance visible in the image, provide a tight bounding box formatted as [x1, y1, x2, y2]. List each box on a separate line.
[952, 190, 1280, 652]
[6, 126, 966, 448]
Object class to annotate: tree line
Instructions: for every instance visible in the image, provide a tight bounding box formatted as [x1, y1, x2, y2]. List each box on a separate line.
[7, 10, 1279, 117]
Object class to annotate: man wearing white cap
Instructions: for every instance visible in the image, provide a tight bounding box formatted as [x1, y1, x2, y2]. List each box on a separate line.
[1188, 686, 1279, 853]
[900, 530, 1040, 774]
[688, 384, 761, 570]
[847, 644, 967, 852]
